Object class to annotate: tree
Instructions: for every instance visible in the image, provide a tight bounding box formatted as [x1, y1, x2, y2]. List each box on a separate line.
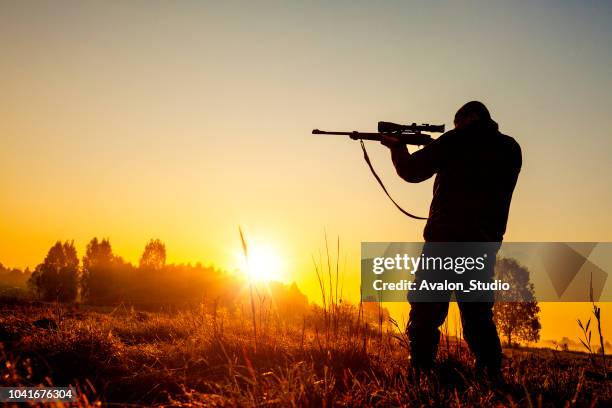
[493, 258, 541, 346]
[81, 237, 115, 303]
[139, 239, 166, 270]
[0, 263, 31, 288]
[28, 241, 79, 302]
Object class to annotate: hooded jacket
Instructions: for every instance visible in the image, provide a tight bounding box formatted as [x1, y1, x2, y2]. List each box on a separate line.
[390, 119, 522, 242]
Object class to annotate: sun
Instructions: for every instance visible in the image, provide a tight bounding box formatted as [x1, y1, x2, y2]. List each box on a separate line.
[242, 244, 285, 282]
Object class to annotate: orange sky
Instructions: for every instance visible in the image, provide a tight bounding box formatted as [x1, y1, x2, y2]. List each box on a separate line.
[1, 1, 612, 345]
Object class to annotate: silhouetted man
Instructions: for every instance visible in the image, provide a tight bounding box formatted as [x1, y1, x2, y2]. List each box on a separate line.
[381, 101, 522, 377]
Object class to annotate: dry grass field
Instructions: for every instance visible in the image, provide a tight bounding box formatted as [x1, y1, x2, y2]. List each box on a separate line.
[1, 300, 610, 407]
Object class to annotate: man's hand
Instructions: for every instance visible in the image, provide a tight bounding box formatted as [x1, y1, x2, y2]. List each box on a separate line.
[380, 134, 402, 148]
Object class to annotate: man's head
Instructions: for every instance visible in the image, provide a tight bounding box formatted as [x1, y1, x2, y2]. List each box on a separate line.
[454, 101, 491, 129]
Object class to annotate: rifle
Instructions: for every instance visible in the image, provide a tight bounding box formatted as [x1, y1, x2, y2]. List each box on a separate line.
[312, 121, 446, 220]
[312, 121, 444, 146]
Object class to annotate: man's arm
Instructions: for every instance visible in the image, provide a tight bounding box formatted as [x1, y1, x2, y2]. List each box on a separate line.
[381, 134, 448, 183]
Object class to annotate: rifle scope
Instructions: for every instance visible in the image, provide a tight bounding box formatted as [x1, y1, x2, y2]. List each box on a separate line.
[378, 121, 445, 133]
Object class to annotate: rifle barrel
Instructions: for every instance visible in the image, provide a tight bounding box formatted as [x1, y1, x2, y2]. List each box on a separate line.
[312, 129, 433, 145]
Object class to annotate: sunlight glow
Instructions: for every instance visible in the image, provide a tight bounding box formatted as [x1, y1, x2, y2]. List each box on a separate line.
[242, 244, 285, 282]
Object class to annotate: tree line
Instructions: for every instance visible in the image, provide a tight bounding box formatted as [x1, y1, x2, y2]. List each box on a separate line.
[18, 238, 308, 314]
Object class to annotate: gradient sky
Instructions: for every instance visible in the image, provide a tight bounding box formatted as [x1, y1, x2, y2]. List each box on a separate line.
[1, 1, 611, 343]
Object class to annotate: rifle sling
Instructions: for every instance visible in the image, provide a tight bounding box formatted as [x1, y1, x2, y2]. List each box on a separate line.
[359, 139, 427, 220]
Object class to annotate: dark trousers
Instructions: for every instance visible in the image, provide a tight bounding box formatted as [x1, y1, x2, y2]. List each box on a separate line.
[407, 243, 502, 370]
[407, 300, 502, 370]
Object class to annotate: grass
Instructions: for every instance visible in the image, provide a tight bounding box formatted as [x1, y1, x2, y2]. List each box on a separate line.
[1, 300, 610, 407]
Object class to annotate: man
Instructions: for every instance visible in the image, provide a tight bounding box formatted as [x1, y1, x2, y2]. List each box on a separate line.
[380, 101, 522, 376]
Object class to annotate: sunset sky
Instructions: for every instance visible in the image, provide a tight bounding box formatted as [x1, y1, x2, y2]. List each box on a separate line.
[1, 1, 611, 343]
